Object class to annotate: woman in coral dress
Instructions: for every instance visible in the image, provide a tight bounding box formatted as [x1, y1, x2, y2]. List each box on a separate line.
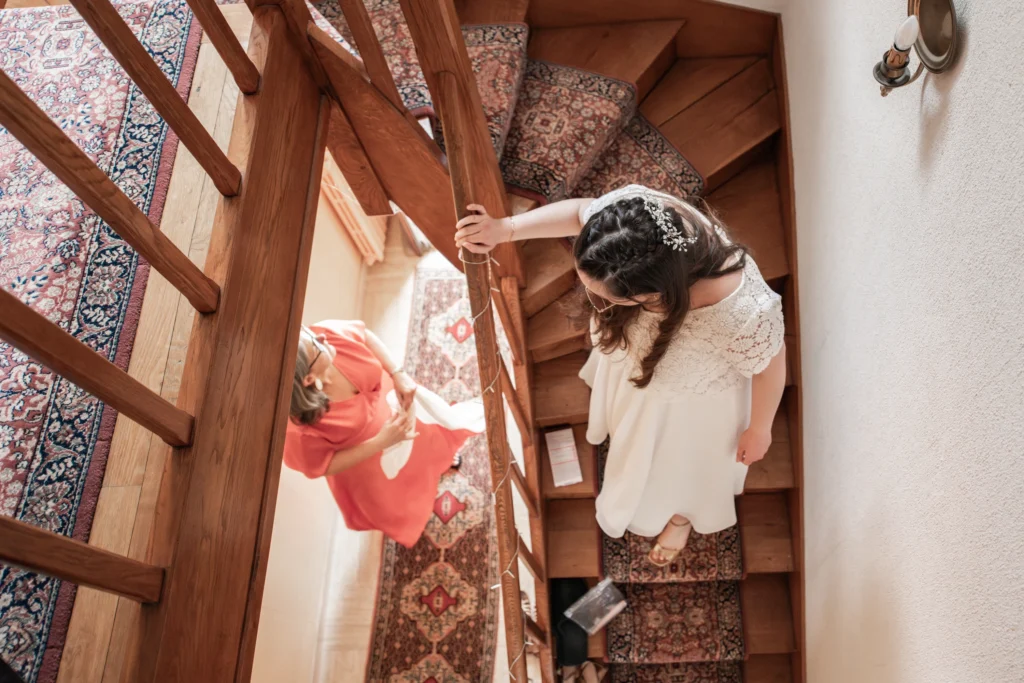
[284, 320, 484, 548]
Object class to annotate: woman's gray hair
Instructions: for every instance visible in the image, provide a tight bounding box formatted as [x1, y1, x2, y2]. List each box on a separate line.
[291, 335, 330, 425]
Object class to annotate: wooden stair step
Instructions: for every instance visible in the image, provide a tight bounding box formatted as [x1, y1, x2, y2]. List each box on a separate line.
[654, 57, 780, 192]
[588, 627, 606, 659]
[454, 0, 529, 23]
[740, 574, 797, 656]
[745, 408, 794, 492]
[737, 493, 794, 574]
[744, 655, 795, 683]
[541, 424, 598, 499]
[528, 289, 590, 362]
[708, 157, 789, 281]
[534, 351, 590, 427]
[547, 498, 601, 578]
[640, 57, 759, 127]
[523, 239, 577, 318]
[528, 20, 684, 99]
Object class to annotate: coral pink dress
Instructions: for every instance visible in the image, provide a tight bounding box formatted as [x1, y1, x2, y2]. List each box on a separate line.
[283, 321, 476, 548]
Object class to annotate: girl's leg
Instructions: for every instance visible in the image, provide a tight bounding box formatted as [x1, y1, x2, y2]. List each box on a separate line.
[649, 515, 692, 566]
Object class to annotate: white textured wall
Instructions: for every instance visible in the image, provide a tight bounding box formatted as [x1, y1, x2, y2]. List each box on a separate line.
[769, 0, 1024, 680]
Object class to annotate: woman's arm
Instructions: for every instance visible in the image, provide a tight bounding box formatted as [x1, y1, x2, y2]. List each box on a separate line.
[364, 328, 417, 409]
[736, 342, 787, 464]
[364, 328, 401, 375]
[454, 199, 594, 253]
[324, 410, 416, 476]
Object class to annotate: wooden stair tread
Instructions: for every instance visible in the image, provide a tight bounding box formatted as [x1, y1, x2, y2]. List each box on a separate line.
[740, 574, 796, 655]
[454, 0, 529, 23]
[534, 351, 590, 427]
[746, 441, 795, 492]
[547, 498, 601, 578]
[737, 493, 794, 574]
[542, 424, 598, 499]
[523, 239, 577, 317]
[708, 157, 789, 281]
[588, 628, 606, 659]
[655, 58, 780, 191]
[528, 21, 684, 99]
[640, 57, 758, 126]
[744, 655, 795, 683]
[528, 289, 589, 362]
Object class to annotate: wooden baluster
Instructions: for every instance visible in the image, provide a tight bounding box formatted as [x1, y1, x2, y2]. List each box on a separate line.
[67, 0, 242, 196]
[517, 534, 546, 584]
[185, 0, 260, 94]
[335, 0, 404, 110]
[499, 357, 533, 449]
[493, 283, 526, 365]
[0, 288, 194, 447]
[0, 69, 220, 314]
[0, 516, 164, 603]
[525, 615, 549, 649]
[510, 459, 541, 520]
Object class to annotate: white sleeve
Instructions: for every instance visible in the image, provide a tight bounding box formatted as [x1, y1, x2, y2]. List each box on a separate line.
[722, 290, 785, 377]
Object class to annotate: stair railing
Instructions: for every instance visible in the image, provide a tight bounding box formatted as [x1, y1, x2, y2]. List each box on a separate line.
[0, 4, 328, 681]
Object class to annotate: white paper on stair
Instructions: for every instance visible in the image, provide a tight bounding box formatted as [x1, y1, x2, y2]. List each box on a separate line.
[545, 427, 583, 487]
[379, 388, 486, 480]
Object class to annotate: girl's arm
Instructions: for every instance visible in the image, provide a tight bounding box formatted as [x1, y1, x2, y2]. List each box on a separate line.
[455, 199, 594, 253]
[324, 411, 415, 476]
[737, 342, 787, 464]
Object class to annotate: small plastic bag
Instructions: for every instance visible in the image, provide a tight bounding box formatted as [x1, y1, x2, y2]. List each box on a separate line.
[562, 578, 626, 636]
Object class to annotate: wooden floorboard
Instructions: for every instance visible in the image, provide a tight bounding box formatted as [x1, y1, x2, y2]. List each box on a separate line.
[57, 9, 252, 682]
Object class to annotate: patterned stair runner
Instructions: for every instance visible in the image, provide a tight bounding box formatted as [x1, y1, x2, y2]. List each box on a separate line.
[599, 444, 747, 682]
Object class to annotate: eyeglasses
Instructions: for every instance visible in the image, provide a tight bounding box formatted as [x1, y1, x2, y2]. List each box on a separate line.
[301, 326, 327, 368]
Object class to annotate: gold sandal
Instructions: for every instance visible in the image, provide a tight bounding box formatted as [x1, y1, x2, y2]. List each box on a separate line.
[648, 518, 692, 568]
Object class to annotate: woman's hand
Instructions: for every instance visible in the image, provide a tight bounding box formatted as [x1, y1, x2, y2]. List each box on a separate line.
[376, 410, 417, 450]
[455, 204, 511, 254]
[393, 370, 417, 410]
[736, 427, 771, 465]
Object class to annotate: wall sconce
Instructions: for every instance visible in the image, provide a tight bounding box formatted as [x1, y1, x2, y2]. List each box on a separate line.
[874, 0, 959, 96]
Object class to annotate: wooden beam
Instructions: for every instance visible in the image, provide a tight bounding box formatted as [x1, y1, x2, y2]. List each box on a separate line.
[67, 0, 241, 196]
[335, 0, 404, 109]
[0, 516, 164, 604]
[309, 26, 463, 270]
[0, 69, 220, 314]
[517, 534, 546, 583]
[135, 9, 326, 682]
[185, 0, 260, 94]
[399, 0, 522, 283]
[0, 288, 194, 447]
[499, 357, 532, 449]
[326, 102, 393, 216]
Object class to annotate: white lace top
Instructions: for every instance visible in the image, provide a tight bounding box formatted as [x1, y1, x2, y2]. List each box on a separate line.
[579, 184, 785, 539]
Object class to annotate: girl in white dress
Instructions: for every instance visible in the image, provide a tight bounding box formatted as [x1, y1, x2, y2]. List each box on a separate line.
[455, 185, 787, 566]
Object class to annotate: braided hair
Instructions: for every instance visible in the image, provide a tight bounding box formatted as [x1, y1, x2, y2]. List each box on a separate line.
[573, 196, 748, 388]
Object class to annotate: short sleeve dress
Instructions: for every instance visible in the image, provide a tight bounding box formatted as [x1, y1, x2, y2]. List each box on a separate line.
[579, 192, 785, 539]
[283, 321, 478, 548]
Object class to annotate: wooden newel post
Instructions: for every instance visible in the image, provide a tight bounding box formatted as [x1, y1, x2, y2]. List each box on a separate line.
[435, 71, 529, 683]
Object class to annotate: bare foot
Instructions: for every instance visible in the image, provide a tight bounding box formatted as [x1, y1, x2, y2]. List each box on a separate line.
[649, 516, 692, 566]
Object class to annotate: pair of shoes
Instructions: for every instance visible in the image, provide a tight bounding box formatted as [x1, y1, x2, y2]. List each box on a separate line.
[648, 518, 692, 568]
[450, 452, 463, 470]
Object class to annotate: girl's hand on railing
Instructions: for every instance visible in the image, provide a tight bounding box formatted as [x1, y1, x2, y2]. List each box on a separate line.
[455, 204, 511, 254]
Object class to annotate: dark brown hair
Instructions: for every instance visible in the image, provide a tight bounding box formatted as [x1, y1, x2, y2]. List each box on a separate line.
[291, 338, 330, 425]
[573, 196, 748, 388]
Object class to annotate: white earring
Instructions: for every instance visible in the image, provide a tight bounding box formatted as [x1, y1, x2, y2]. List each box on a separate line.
[314, 378, 324, 391]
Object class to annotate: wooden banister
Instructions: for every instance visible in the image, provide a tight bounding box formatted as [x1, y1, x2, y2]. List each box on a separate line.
[0, 516, 164, 603]
[517, 534, 546, 583]
[0, 288, 195, 447]
[499, 357, 532, 449]
[67, 0, 242, 196]
[0, 69, 220, 314]
[185, 0, 261, 94]
[335, 0, 405, 110]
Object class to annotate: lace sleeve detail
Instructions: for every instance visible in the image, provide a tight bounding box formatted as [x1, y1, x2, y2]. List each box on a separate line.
[722, 286, 784, 377]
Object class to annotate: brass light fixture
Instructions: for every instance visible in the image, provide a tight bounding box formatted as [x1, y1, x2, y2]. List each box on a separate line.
[874, 0, 959, 96]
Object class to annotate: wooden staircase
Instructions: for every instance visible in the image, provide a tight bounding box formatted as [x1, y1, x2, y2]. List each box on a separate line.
[516, 2, 806, 681]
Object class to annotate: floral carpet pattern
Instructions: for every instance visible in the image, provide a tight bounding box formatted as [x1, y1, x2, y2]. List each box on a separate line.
[365, 267, 499, 682]
[0, 2, 199, 681]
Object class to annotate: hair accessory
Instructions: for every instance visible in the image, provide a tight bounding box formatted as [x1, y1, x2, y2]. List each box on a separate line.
[640, 195, 698, 253]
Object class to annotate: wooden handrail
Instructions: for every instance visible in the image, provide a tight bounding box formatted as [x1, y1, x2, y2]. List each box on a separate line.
[335, 0, 404, 111]
[517, 534, 546, 583]
[499, 357, 533, 449]
[0, 288, 195, 447]
[185, 0, 261, 94]
[67, 0, 242, 196]
[0, 69, 221, 314]
[0, 516, 164, 603]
